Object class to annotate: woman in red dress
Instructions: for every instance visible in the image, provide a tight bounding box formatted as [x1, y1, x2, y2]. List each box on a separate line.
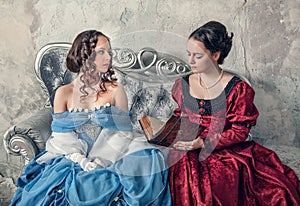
[168, 20, 300, 206]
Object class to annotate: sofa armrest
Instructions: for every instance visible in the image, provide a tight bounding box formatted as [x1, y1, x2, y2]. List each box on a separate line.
[3, 108, 52, 164]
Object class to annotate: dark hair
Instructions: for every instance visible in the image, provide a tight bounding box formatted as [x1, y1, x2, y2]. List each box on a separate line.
[66, 30, 117, 100]
[189, 21, 234, 64]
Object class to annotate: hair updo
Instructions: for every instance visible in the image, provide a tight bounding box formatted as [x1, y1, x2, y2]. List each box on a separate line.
[66, 30, 117, 99]
[66, 30, 108, 73]
[189, 21, 234, 64]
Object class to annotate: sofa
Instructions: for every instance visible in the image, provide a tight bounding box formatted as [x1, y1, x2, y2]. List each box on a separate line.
[2, 42, 254, 165]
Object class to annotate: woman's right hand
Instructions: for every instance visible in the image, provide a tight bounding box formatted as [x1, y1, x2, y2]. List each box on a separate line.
[83, 161, 98, 172]
[173, 137, 204, 151]
[66, 153, 98, 172]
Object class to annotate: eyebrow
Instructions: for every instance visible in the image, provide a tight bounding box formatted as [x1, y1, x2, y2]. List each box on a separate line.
[186, 50, 203, 55]
[95, 47, 111, 51]
[95, 47, 105, 50]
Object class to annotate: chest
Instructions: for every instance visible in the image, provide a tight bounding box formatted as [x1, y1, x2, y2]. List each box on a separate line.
[67, 90, 114, 110]
[188, 76, 227, 100]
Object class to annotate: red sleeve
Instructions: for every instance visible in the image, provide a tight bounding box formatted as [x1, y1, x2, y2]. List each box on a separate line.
[205, 81, 259, 150]
[171, 78, 183, 116]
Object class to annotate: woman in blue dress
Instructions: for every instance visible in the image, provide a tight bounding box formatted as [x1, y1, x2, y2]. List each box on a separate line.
[10, 30, 171, 206]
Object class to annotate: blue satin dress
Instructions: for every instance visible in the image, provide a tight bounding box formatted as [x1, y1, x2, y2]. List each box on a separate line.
[10, 105, 171, 206]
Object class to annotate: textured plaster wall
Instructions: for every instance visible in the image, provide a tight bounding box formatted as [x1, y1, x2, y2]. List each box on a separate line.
[0, 0, 299, 194]
[3, 0, 299, 145]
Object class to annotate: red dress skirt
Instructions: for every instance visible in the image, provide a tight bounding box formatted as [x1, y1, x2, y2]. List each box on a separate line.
[168, 76, 300, 206]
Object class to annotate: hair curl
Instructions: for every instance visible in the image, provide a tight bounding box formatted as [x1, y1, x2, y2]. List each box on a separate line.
[189, 21, 234, 64]
[66, 30, 117, 100]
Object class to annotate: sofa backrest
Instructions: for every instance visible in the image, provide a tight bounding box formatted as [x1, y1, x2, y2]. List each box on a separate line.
[35, 42, 252, 133]
[35, 43, 192, 132]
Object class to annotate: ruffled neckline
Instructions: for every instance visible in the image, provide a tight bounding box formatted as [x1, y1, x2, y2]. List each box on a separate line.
[52, 103, 130, 116]
[67, 103, 112, 113]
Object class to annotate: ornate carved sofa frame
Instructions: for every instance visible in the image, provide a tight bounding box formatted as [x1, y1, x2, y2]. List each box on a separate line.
[3, 43, 248, 164]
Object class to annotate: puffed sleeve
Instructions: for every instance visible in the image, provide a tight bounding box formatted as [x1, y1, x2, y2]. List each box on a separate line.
[205, 81, 259, 150]
[171, 78, 184, 116]
[36, 131, 89, 164]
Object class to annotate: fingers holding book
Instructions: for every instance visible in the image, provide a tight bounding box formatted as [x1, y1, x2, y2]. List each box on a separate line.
[173, 138, 204, 151]
[139, 115, 206, 148]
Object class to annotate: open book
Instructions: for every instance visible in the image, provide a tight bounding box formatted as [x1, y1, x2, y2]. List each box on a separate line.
[139, 115, 206, 147]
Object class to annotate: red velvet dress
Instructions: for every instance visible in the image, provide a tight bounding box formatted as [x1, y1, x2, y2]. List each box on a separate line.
[168, 76, 300, 206]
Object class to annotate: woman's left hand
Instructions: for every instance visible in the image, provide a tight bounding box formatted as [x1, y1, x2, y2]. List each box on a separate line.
[173, 137, 204, 151]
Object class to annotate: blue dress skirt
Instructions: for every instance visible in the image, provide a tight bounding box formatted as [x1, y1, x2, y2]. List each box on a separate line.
[10, 105, 171, 206]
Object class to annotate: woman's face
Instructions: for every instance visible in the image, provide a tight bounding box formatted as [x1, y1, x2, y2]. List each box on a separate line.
[94, 36, 112, 73]
[186, 37, 218, 74]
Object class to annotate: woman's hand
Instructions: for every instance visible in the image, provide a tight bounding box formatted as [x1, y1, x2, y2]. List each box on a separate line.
[66, 153, 98, 172]
[173, 137, 204, 151]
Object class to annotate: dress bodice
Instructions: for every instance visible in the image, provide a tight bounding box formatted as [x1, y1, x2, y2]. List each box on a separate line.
[171, 75, 259, 149]
[181, 75, 241, 115]
[51, 104, 133, 133]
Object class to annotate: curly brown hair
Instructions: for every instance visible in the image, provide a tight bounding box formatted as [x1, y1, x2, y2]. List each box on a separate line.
[66, 30, 117, 100]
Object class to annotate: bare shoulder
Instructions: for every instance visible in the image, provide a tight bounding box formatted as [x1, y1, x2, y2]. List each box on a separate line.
[107, 81, 128, 111]
[110, 81, 127, 99]
[55, 84, 73, 99]
[107, 81, 125, 93]
[53, 83, 73, 113]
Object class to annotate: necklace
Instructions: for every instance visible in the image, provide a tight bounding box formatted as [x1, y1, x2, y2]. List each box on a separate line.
[198, 69, 224, 89]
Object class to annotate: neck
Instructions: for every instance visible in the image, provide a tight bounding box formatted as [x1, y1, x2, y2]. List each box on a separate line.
[74, 76, 100, 94]
[198, 69, 223, 89]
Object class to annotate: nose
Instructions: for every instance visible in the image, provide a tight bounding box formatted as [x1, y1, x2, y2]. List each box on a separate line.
[105, 51, 111, 60]
[188, 55, 195, 65]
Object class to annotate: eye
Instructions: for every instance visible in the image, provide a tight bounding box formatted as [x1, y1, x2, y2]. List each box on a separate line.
[96, 49, 105, 55]
[195, 54, 203, 59]
[108, 51, 113, 56]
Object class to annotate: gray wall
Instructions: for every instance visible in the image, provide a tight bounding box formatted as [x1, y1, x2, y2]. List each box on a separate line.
[0, 0, 299, 182]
